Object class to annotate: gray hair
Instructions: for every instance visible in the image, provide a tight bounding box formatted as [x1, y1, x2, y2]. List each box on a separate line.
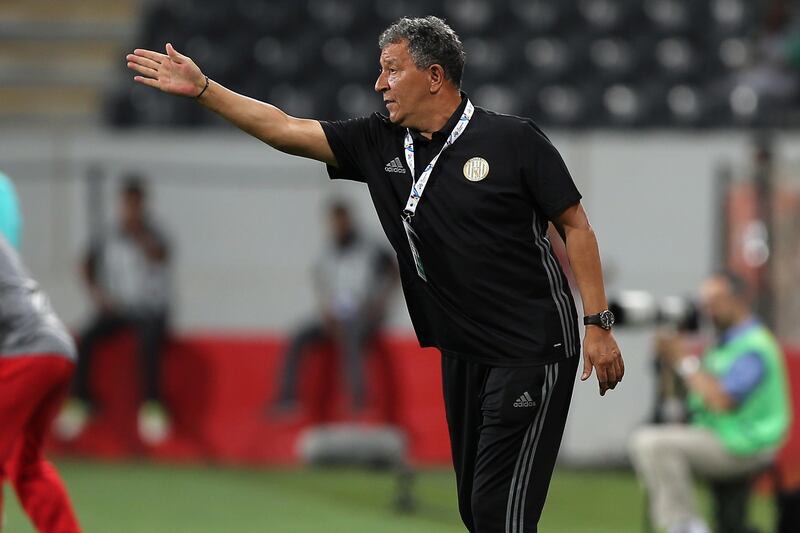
[378, 16, 466, 88]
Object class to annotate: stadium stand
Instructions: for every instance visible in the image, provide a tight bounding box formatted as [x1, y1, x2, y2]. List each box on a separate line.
[0, 0, 138, 125]
[104, 0, 800, 128]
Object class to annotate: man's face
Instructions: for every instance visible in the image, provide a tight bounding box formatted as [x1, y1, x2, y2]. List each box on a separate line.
[121, 191, 144, 229]
[374, 40, 432, 126]
[330, 209, 352, 244]
[699, 277, 740, 331]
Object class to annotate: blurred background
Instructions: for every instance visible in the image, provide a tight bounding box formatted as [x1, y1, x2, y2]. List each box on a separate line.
[2, 0, 800, 531]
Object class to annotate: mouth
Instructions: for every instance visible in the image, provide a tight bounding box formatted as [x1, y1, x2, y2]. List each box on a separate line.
[384, 100, 396, 107]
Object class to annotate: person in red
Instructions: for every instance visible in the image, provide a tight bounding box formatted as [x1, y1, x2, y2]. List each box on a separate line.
[0, 174, 81, 532]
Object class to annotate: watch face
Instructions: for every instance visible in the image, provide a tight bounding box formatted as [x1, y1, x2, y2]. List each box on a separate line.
[600, 310, 615, 329]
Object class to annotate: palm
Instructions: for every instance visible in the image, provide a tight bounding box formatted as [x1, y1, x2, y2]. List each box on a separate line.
[126, 44, 203, 98]
[158, 60, 197, 95]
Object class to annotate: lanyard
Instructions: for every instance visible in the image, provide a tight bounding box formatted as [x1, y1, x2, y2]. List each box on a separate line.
[402, 99, 474, 218]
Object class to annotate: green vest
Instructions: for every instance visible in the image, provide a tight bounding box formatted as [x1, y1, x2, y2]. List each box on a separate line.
[689, 322, 792, 455]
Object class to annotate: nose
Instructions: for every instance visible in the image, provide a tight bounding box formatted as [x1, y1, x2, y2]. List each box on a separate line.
[375, 70, 388, 93]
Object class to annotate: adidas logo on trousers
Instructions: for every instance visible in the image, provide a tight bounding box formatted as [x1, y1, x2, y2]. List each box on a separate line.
[513, 392, 535, 408]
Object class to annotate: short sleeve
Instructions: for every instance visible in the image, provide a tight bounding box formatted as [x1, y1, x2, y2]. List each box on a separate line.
[720, 351, 766, 404]
[319, 116, 377, 183]
[521, 122, 582, 220]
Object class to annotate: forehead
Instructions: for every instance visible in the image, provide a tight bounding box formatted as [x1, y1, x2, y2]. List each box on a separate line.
[380, 40, 411, 64]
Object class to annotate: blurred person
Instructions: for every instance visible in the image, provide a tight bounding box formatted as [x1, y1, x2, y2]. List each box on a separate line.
[56, 177, 172, 446]
[730, 1, 800, 109]
[629, 271, 791, 533]
[126, 16, 623, 533]
[0, 172, 21, 250]
[272, 201, 397, 413]
[0, 174, 81, 532]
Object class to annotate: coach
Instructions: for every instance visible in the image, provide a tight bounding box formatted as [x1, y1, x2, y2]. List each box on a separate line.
[126, 16, 624, 533]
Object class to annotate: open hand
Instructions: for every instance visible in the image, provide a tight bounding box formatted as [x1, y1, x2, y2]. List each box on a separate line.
[126, 43, 206, 97]
[581, 327, 624, 396]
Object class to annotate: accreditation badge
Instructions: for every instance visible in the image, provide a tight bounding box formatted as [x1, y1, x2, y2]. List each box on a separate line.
[402, 215, 427, 282]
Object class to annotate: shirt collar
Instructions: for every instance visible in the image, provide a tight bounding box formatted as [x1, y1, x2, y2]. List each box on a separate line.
[720, 316, 759, 345]
[410, 91, 469, 143]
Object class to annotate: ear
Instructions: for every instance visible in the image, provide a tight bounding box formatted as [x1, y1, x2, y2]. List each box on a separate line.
[429, 64, 446, 93]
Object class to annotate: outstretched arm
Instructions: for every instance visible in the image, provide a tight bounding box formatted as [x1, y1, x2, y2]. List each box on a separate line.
[554, 202, 624, 396]
[126, 43, 337, 165]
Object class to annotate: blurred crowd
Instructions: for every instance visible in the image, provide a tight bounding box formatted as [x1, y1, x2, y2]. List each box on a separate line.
[109, 0, 800, 128]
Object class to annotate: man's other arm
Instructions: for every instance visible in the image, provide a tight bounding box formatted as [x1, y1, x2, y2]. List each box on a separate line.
[126, 44, 337, 166]
[554, 202, 624, 396]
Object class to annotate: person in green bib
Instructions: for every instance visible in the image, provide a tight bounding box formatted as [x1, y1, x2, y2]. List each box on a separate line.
[629, 271, 792, 533]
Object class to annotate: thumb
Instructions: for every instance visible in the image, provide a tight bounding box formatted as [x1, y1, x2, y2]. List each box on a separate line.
[165, 42, 183, 63]
[581, 354, 592, 381]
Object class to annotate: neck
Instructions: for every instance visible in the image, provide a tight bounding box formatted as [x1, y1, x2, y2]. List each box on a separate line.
[720, 312, 754, 337]
[416, 89, 463, 140]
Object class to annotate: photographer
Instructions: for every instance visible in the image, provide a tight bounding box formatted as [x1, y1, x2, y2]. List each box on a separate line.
[629, 271, 791, 533]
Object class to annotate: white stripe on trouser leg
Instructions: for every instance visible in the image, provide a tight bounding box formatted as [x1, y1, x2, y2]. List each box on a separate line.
[505, 363, 557, 533]
[517, 363, 559, 530]
[511, 364, 555, 533]
[505, 364, 549, 533]
[512, 364, 557, 533]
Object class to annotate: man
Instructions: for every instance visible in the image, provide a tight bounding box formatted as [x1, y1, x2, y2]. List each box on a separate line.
[0, 174, 82, 532]
[126, 16, 623, 532]
[57, 177, 172, 445]
[272, 201, 397, 412]
[629, 271, 791, 533]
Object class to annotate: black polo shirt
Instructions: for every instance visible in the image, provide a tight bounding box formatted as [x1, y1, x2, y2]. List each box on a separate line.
[320, 95, 581, 366]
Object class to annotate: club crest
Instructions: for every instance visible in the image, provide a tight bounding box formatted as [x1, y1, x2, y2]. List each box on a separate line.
[463, 157, 489, 182]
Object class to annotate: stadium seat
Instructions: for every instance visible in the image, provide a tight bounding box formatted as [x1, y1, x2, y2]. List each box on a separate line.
[107, 0, 786, 128]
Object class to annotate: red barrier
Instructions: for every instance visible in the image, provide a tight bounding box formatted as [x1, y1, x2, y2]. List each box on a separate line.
[49, 335, 800, 476]
[49, 333, 451, 465]
[775, 346, 800, 488]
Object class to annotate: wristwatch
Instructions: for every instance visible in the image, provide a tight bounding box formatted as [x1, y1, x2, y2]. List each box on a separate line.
[583, 309, 615, 330]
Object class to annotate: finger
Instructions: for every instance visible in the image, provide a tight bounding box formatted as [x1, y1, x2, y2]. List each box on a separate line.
[581, 353, 592, 381]
[166, 42, 185, 63]
[126, 54, 161, 71]
[615, 355, 625, 382]
[596, 365, 609, 396]
[133, 48, 167, 63]
[133, 75, 160, 89]
[605, 364, 618, 390]
[127, 61, 158, 78]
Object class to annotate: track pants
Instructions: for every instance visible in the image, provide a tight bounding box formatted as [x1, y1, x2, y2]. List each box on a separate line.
[442, 352, 579, 533]
[0, 354, 81, 533]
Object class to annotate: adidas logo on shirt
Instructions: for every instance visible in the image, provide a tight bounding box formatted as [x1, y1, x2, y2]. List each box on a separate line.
[513, 392, 536, 408]
[384, 157, 406, 173]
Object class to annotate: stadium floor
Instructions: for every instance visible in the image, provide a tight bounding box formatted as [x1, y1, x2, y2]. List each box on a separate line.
[4, 460, 774, 532]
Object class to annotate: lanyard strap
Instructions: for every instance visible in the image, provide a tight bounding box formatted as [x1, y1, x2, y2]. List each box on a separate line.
[403, 99, 474, 218]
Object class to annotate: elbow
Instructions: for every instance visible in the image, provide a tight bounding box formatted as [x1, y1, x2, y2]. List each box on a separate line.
[563, 220, 595, 243]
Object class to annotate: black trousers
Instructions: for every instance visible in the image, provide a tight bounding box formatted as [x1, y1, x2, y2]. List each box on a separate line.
[274, 316, 380, 410]
[74, 311, 168, 407]
[441, 352, 579, 533]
